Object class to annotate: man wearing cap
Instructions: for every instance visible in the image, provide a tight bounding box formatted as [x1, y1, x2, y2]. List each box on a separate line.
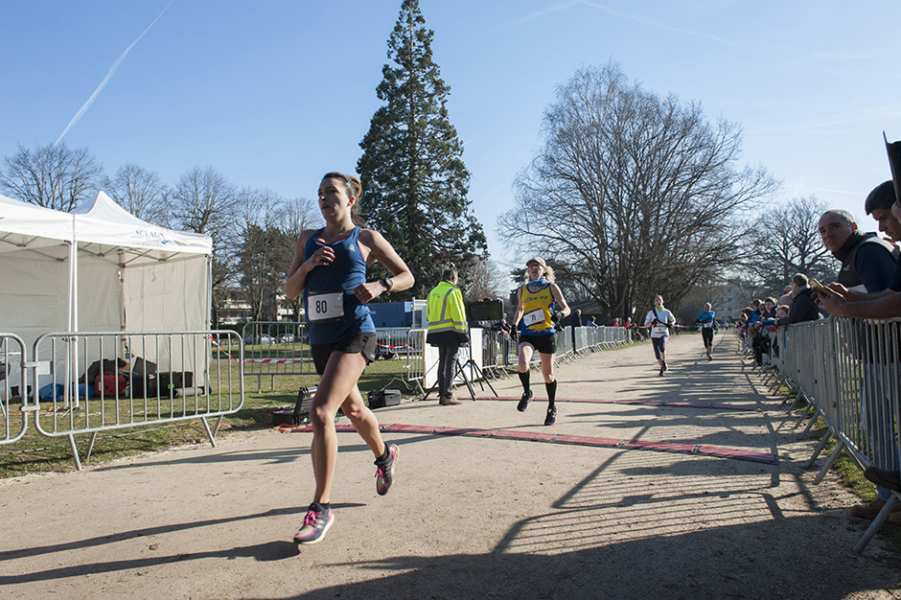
[512, 257, 571, 426]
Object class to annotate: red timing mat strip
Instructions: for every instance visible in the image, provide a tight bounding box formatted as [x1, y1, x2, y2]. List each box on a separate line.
[281, 423, 776, 464]
[481, 396, 760, 412]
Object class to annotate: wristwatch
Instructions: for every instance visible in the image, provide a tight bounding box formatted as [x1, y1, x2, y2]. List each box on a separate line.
[380, 277, 394, 292]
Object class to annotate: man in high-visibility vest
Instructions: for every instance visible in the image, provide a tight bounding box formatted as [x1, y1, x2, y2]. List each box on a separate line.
[427, 268, 468, 405]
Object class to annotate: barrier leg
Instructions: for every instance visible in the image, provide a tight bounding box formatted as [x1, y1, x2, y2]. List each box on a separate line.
[793, 397, 816, 428]
[781, 384, 799, 406]
[210, 414, 224, 438]
[813, 439, 846, 485]
[67, 433, 83, 471]
[800, 411, 820, 437]
[768, 373, 787, 396]
[854, 494, 899, 554]
[201, 415, 217, 448]
[85, 431, 98, 462]
[786, 390, 806, 414]
[804, 429, 832, 468]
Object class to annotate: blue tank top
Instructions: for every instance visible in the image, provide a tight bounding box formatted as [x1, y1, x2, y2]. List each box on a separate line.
[302, 227, 375, 344]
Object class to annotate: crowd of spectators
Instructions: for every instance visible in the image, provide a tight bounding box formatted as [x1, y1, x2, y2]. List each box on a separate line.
[736, 178, 901, 525]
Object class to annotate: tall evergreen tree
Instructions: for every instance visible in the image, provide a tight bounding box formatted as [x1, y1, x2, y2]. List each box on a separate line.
[358, 0, 487, 300]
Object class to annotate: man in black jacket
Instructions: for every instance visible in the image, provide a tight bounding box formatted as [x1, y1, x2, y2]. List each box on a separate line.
[818, 208, 898, 294]
[774, 274, 821, 327]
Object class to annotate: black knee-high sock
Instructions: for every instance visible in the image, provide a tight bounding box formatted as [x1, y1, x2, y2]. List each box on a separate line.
[546, 380, 557, 409]
[518, 371, 530, 392]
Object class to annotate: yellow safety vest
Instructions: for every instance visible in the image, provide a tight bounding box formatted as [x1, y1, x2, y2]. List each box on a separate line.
[427, 281, 467, 336]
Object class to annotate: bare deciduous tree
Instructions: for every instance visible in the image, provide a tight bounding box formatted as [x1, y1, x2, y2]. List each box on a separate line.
[277, 197, 321, 321]
[104, 163, 169, 225]
[463, 257, 509, 301]
[234, 188, 291, 322]
[171, 167, 239, 326]
[171, 167, 238, 241]
[0, 143, 103, 211]
[499, 63, 779, 319]
[742, 195, 836, 291]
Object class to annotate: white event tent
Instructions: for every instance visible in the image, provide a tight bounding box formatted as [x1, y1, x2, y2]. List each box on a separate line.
[0, 191, 213, 391]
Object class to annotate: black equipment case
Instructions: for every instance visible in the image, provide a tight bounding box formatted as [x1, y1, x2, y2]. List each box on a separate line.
[368, 389, 401, 409]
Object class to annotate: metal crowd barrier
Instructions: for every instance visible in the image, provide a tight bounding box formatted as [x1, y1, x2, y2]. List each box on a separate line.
[241, 322, 427, 393]
[29, 330, 244, 470]
[480, 328, 515, 378]
[0, 333, 28, 446]
[403, 329, 426, 391]
[770, 317, 901, 553]
[241, 321, 314, 392]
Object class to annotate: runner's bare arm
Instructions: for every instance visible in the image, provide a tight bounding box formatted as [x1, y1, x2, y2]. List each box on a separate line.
[285, 230, 324, 300]
[355, 229, 414, 302]
[550, 284, 571, 318]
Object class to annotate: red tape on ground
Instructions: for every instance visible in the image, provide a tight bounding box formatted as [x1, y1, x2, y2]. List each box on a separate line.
[483, 396, 760, 412]
[282, 423, 776, 464]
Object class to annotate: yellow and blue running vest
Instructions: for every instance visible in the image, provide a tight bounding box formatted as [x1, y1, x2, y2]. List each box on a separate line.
[519, 281, 557, 336]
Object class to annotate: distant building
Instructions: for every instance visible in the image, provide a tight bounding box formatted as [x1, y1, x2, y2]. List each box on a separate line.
[216, 288, 301, 325]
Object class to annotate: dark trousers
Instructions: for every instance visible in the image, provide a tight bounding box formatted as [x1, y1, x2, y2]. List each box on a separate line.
[701, 328, 714, 349]
[437, 345, 460, 398]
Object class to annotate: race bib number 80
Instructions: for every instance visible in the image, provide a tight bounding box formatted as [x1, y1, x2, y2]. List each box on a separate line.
[309, 291, 345, 322]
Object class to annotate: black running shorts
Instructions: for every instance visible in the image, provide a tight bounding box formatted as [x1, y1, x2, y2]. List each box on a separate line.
[311, 332, 377, 375]
[519, 333, 557, 355]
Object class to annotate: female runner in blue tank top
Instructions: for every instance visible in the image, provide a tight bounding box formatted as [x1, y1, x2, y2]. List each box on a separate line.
[512, 257, 571, 426]
[285, 172, 414, 545]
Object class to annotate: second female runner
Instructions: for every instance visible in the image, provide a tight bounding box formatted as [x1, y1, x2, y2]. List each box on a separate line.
[512, 257, 570, 426]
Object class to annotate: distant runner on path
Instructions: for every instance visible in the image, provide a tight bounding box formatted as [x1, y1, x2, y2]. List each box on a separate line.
[695, 302, 719, 361]
[640, 295, 677, 376]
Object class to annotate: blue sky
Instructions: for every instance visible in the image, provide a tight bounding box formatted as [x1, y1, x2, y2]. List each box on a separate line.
[3, 0, 900, 273]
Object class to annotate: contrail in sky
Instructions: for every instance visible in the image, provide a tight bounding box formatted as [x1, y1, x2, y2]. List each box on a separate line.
[54, 0, 175, 147]
[495, 0, 737, 46]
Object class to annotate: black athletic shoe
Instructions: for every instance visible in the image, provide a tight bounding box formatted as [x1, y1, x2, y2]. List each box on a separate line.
[517, 389, 533, 412]
[544, 407, 557, 426]
[659, 368, 664, 377]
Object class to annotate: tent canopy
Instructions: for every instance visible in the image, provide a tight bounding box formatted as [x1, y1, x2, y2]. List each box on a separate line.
[0, 192, 213, 383]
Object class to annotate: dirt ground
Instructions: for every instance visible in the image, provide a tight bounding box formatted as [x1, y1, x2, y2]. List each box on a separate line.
[2, 333, 900, 600]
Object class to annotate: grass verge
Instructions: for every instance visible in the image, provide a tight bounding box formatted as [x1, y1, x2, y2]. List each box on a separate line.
[804, 413, 901, 551]
[0, 358, 418, 478]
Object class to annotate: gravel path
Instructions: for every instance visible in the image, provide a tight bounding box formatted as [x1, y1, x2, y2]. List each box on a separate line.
[2, 333, 900, 600]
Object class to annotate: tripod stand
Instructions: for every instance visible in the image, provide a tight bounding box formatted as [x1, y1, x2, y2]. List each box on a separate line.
[420, 328, 498, 402]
